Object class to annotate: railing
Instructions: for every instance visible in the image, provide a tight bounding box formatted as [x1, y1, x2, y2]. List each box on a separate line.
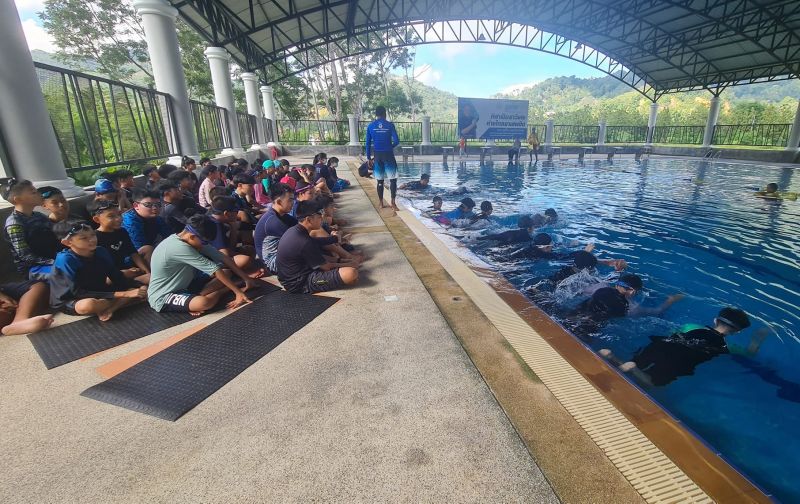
[237, 111, 258, 147]
[652, 125, 704, 145]
[358, 120, 421, 144]
[712, 123, 791, 147]
[277, 119, 349, 145]
[35, 62, 178, 173]
[553, 124, 599, 144]
[190, 100, 230, 156]
[606, 125, 648, 144]
[262, 118, 274, 143]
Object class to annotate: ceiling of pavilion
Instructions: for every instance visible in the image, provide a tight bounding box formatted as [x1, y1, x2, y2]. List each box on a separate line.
[171, 0, 800, 99]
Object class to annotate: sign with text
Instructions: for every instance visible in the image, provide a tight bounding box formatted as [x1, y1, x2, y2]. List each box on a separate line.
[457, 97, 529, 140]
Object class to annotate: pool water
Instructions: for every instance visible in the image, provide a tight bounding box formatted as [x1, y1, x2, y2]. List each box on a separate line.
[397, 158, 800, 502]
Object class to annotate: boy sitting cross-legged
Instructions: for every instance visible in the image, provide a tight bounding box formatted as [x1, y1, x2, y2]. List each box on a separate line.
[49, 222, 146, 321]
[147, 214, 258, 315]
[88, 200, 151, 284]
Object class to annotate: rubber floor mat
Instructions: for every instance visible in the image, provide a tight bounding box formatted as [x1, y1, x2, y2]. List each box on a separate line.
[28, 282, 280, 369]
[81, 291, 338, 421]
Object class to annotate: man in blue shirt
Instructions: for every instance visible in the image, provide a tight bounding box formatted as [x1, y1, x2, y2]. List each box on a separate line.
[365, 106, 401, 210]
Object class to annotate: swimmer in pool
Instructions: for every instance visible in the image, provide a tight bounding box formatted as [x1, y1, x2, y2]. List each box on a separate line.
[424, 196, 444, 218]
[462, 201, 493, 229]
[543, 208, 558, 224]
[435, 197, 476, 225]
[600, 307, 769, 387]
[575, 274, 684, 323]
[549, 250, 627, 284]
[754, 182, 798, 201]
[509, 232, 593, 260]
[399, 173, 430, 191]
[477, 215, 544, 244]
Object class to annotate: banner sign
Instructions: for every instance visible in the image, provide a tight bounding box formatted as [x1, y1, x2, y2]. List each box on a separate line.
[457, 97, 529, 140]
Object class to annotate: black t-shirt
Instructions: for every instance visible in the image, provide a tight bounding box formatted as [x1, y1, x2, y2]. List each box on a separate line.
[358, 162, 372, 177]
[478, 229, 531, 245]
[95, 228, 137, 269]
[582, 287, 629, 320]
[276, 224, 326, 293]
[633, 327, 729, 386]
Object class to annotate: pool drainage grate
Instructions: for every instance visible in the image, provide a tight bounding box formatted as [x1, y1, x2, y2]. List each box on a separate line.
[398, 211, 712, 504]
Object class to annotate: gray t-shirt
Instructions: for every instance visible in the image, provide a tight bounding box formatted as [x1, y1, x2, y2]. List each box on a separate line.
[147, 234, 224, 311]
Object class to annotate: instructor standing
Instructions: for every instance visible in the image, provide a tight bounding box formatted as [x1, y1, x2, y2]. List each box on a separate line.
[365, 106, 401, 210]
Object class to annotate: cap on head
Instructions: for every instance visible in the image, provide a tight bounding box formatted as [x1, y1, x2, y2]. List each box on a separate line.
[460, 197, 476, 209]
[717, 307, 750, 331]
[94, 179, 116, 195]
[573, 250, 598, 270]
[618, 274, 643, 291]
[533, 233, 553, 246]
[262, 159, 275, 169]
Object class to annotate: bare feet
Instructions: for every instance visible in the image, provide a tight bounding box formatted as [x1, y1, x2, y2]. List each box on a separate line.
[379, 200, 388, 208]
[599, 349, 612, 358]
[391, 202, 400, 211]
[619, 361, 637, 372]
[98, 310, 114, 322]
[1, 314, 55, 335]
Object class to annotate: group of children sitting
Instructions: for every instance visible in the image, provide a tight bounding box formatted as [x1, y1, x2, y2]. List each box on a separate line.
[0, 152, 361, 336]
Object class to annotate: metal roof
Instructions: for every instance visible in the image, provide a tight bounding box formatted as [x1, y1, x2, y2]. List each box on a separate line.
[172, 0, 800, 99]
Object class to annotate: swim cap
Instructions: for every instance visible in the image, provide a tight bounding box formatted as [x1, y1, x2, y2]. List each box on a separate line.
[589, 287, 629, 319]
[262, 159, 275, 169]
[573, 251, 598, 270]
[460, 197, 476, 208]
[618, 274, 643, 291]
[717, 307, 750, 331]
[94, 178, 116, 194]
[533, 233, 553, 246]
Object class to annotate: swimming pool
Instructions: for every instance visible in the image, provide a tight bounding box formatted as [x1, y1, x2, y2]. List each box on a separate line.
[397, 158, 800, 502]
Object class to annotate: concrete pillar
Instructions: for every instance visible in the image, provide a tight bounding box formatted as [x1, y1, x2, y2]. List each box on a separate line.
[597, 119, 607, 146]
[240, 72, 264, 149]
[544, 119, 554, 147]
[204, 46, 243, 156]
[0, 0, 83, 195]
[786, 99, 800, 151]
[133, 0, 198, 165]
[702, 95, 721, 148]
[260, 86, 279, 145]
[421, 116, 432, 146]
[646, 102, 659, 145]
[347, 114, 360, 146]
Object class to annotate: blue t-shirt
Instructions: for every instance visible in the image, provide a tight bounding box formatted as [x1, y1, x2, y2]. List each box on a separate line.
[254, 208, 297, 268]
[121, 209, 172, 249]
[365, 118, 400, 157]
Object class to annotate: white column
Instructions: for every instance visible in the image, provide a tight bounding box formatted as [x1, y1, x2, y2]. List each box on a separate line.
[347, 114, 360, 146]
[421, 116, 432, 146]
[0, 0, 83, 195]
[786, 100, 800, 151]
[597, 119, 607, 146]
[260, 85, 279, 146]
[133, 0, 198, 165]
[240, 72, 264, 150]
[646, 102, 659, 146]
[702, 95, 721, 148]
[204, 46, 243, 156]
[544, 119, 554, 148]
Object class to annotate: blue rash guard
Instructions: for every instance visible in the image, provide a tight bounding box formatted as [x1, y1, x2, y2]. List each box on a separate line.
[365, 118, 400, 158]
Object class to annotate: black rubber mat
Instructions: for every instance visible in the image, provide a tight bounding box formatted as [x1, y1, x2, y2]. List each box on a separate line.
[81, 291, 338, 421]
[28, 282, 280, 369]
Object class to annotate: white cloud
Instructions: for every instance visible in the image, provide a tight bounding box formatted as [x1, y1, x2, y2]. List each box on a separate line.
[20, 18, 56, 52]
[415, 64, 442, 86]
[499, 80, 542, 95]
[437, 43, 470, 60]
[14, 0, 46, 17]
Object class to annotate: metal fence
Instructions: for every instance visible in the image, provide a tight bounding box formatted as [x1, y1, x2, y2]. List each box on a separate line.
[553, 125, 599, 144]
[651, 125, 705, 145]
[277, 119, 349, 145]
[35, 62, 178, 173]
[606, 125, 648, 144]
[262, 118, 274, 143]
[712, 123, 791, 147]
[237, 111, 258, 147]
[190, 100, 230, 156]
[357, 121, 421, 144]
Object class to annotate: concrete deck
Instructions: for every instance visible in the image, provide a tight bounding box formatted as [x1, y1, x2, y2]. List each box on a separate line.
[0, 167, 559, 502]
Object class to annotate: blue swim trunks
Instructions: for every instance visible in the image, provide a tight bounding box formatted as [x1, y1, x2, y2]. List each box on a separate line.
[373, 151, 398, 181]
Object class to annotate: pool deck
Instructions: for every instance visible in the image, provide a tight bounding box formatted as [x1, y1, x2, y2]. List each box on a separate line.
[0, 155, 775, 502]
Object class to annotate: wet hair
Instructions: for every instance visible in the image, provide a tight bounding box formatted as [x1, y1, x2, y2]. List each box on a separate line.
[480, 201, 493, 212]
[572, 251, 598, 270]
[618, 274, 643, 291]
[86, 199, 118, 216]
[375, 105, 387, 118]
[460, 197, 476, 209]
[717, 307, 751, 331]
[327, 156, 339, 166]
[0, 178, 34, 203]
[420, 173, 431, 180]
[531, 214, 546, 228]
[210, 195, 237, 213]
[517, 215, 534, 229]
[233, 173, 255, 186]
[168, 170, 192, 184]
[765, 183, 778, 193]
[295, 200, 321, 220]
[544, 208, 558, 222]
[533, 233, 553, 246]
[38, 186, 63, 200]
[269, 182, 293, 200]
[157, 163, 178, 178]
[132, 188, 161, 202]
[185, 214, 217, 242]
[432, 195, 443, 203]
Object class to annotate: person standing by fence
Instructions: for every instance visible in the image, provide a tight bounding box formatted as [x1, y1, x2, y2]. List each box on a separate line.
[365, 106, 401, 211]
[528, 128, 540, 162]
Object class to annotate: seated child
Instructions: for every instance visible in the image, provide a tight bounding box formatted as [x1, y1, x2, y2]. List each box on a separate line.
[231, 174, 261, 235]
[276, 201, 359, 294]
[327, 157, 350, 192]
[1, 178, 61, 279]
[94, 178, 131, 213]
[143, 165, 161, 191]
[38, 186, 82, 237]
[358, 159, 374, 178]
[102, 169, 135, 201]
[160, 182, 202, 234]
[207, 196, 257, 272]
[147, 215, 257, 315]
[197, 164, 221, 209]
[0, 280, 53, 335]
[399, 173, 430, 191]
[49, 222, 146, 321]
[122, 189, 173, 262]
[89, 200, 150, 283]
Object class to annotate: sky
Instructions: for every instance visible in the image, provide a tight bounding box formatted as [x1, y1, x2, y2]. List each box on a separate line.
[14, 0, 605, 97]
